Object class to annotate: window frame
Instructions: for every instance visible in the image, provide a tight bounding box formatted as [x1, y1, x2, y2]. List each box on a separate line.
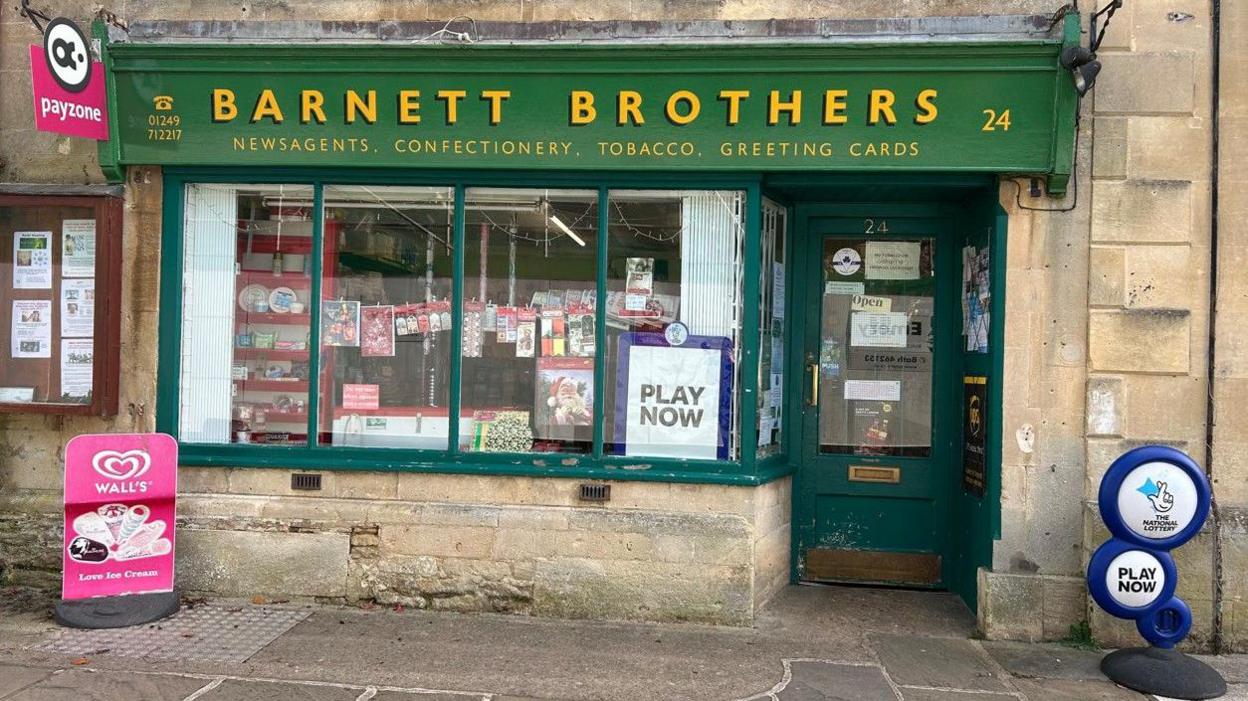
[157, 168, 779, 485]
[0, 193, 123, 417]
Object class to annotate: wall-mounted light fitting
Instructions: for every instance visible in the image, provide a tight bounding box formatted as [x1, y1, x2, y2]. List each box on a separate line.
[1061, 46, 1102, 97]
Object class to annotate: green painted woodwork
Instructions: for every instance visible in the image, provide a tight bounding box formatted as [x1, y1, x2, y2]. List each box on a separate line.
[791, 210, 960, 587]
[782, 187, 1004, 609]
[100, 35, 1079, 184]
[947, 193, 1009, 610]
[154, 168, 776, 485]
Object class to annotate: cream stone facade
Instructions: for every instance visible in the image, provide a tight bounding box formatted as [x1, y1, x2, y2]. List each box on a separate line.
[1, 0, 1243, 651]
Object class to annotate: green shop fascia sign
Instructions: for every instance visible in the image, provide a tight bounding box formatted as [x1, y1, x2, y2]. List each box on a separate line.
[98, 17, 1080, 191]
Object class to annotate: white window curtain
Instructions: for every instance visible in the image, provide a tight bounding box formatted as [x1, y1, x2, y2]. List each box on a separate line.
[178, 184, 238, 444]
[679, 191, 744, 341]
[678, 190, 745, 459]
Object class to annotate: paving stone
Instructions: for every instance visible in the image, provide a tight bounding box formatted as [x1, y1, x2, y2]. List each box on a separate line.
[1221, 683, 1248, 701]
[898, 688, 1016, 700]
[369, 688, 481, 693]
[32, 604, 310, 663]
[1010, 678, 1147, 701]
[0, 665, 55, 697]
[981, 641, 1108, 681]
[200, 679, 361, 701]
[1197, 654, 1248, 683]
[871, 634, 1007, 693]
[777, 662, 894, 701]
[6, 669, 208, 701]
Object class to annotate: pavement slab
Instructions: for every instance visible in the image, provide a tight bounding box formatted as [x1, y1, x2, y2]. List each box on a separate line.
[4, 587, 1248, 701]
[31, 604, 310, 664]
[870, 634, 1008, 693]
[0, 664, 54, 697]
[1009, 678, 1146, 701]
[981, 640, 1108, 682]
[897, 688, 1018, 701]
[772, 661, 895, 701]
[239, 605, 872, 701]
[369, 688, 486, 693]
[1199, 655, 1248, 684]
[197, 679, 362, 701]
[2, 669, 208, 701]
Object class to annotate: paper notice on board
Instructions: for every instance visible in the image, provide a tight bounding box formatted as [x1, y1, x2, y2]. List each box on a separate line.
[850, 311, 908, 348]
[844, 379, 901, 402]
[60, 279, 94, 338]
[12, 300, 52, 358]
[13, 231, 52, 289]
[60, 338, 93, 398]
[865, 241, 921, 280]
[62, 220, 96, 278]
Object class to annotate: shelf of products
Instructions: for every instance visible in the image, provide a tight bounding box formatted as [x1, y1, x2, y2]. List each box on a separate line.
[231, 213, 318, 445]
[234, 379, 309, 393]
[232, 348, 310, 361]
[236, 312, 311, 326]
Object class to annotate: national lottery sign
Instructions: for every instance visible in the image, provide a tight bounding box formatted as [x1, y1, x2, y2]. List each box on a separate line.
[614, 332, 733, 461]
[1087, 446, 1211, 648]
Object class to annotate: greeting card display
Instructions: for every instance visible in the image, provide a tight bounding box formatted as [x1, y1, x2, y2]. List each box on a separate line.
[321, 300, 360, 347]
[535, 357, 594, 441]
[360, 305, 395, 357]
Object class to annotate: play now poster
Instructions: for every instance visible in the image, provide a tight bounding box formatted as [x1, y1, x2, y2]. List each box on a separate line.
[62, 433, 177, 600]
[616, 333, 732, 461]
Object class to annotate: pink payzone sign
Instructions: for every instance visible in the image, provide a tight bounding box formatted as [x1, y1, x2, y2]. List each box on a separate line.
[29, 44, 108, 140]
[62, 433, 177, 600]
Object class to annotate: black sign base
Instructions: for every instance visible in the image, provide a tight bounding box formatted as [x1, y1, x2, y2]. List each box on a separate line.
[1102, 646, 1226, 700]
[54, 590, 180, 629]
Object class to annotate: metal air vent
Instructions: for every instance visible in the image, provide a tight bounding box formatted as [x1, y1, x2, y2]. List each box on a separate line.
[291, 473, 322, 491]
[579, 483, 611, 502]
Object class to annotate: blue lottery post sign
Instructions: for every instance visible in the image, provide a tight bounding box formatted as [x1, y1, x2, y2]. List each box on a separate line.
[1088, 446, 1225, 700]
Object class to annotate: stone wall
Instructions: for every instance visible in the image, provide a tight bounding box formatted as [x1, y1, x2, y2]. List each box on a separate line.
[1213, 0, 1248, 652]
[173, 469, 783, 623]
[1082, 0, 1218, 649]
[970, 0, 1223, 651]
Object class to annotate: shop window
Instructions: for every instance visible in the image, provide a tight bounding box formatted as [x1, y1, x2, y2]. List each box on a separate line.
[179, 184, 315, 444]
[319, 186, 455, 448]
[460, 188, 598, 454]
[758, 199, 787, 458]
[0, 194, 122, 415]
[603, 190, 745, 461]
[170, 181, 756, 471]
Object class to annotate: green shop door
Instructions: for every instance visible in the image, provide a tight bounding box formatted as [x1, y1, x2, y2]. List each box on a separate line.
[794, 215, 957, 587]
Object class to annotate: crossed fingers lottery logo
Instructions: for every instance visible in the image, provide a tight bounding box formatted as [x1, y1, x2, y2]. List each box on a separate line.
[1139, 477, 1174, 514]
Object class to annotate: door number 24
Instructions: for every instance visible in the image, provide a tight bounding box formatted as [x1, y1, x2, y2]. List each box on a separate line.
[864, 219, 888, 234]
[982, 109, 1012, 132]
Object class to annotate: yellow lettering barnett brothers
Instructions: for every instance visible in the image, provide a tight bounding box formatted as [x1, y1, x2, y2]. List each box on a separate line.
[210, 87, 938, 127]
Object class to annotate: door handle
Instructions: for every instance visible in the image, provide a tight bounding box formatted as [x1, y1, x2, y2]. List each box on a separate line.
[808, 362, 819, 406]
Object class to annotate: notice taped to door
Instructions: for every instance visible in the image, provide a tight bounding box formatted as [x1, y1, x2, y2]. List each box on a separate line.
[850, 312, 908, 348]
[865, 241, 921, 280]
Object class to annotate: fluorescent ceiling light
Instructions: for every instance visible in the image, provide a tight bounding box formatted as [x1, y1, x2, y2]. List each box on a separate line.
[548, 215, 586, 247]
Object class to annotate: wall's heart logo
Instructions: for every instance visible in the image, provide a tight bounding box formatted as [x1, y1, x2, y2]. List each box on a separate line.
[91, 449, 151, 481]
